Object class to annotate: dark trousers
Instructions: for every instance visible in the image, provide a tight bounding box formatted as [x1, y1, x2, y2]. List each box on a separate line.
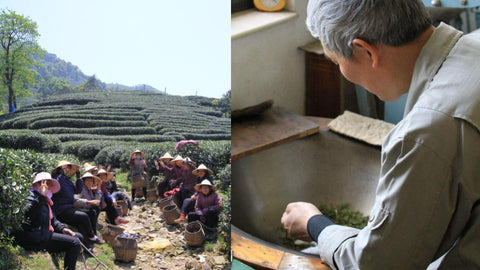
[131, 187, 147, 200]
[56, 208, 94, 249]
[46, 232, 83, 270]
[181, 198, 195, 214]
[188, 210, 219, 228]
[157, 178, 172, 198]
[103, 195, 119, 224]
[80, 207, 100, 235]
[175, 188, 193, 208]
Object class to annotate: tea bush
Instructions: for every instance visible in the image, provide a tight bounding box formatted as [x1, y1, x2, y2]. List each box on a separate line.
[0, 130, 62, 153]
[0, 148, 79, 239]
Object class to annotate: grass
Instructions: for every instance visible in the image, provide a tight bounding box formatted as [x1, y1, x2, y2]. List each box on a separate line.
[114, 170, 131, 192]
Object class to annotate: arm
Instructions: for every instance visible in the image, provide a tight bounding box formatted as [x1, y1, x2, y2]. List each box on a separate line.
[208, 193, 222, 212]
[315, 137, 454, 269]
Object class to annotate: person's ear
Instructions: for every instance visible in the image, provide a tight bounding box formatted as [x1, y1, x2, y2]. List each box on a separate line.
[352, 39, 379, 68]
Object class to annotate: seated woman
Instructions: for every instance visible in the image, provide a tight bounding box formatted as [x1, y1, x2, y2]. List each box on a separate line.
[51, 160, 104, 250]
[14, 172, 83, 270]
[188, 180, 222, 239]
[174, 157, 197, 208]
[74, 172, 103, 236]
[176, 164, 213, 223]
[154, 152, 174, 198]
[96, 169, 128, 225]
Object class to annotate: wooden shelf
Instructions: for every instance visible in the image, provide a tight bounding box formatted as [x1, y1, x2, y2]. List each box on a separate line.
[231, 107, 320, 161]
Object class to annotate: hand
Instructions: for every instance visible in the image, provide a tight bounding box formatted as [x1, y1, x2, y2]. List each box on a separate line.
[62, 228, 76, 236]
[88, 200, 100, 206]
[190, 195, 197, 200]
[281, 202, 322, 242]
[39, 180, 49, 196]
[107, 164, 112, 172]
[113, 199, 117, 207]
[154, 160, 159, 167]
[160, 161, 166, 168]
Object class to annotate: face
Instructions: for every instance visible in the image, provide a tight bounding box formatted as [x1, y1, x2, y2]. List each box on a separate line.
[62, 165, 78, 177]
[135, 154, 141, 159]
[197, 170, 206, 178]
[99, 173, 107, 181]
[200, 186, 210, 196]
[84, 178, 94, 189]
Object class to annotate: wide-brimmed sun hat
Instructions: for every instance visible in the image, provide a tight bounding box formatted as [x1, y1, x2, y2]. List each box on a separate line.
[33, 172, 61, 194]
[192, 164, 213, 176]
[159, 152, 173, 161]
[83, 163, 98, 173]
[194, 179, 217, 192]
[81, 172, 101, 188]
[52, 160, 80, 175]
[96, 169, 113, 181]
[131, 150, 144, 159]
[170, 155, 184, 165]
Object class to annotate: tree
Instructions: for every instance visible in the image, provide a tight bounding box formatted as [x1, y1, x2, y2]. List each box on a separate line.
[213, 90, 231, 117]
[0, 9, 40, 112]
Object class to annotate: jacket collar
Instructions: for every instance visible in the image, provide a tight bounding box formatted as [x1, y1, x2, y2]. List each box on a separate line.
[404, 23, 463, 116]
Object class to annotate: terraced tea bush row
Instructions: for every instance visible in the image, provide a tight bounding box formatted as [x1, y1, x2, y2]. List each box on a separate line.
[39, 126, 156, 136]
[0, 130, 61, 153]
[55, 133, 182, 143]
[94, 140, 230, 175]
[1, 113, 146, 129]
[29, 119, 148, 129]
[0, 148, 79, 237]
[159, 127, 230, 135]
[33, 98, 100, 107]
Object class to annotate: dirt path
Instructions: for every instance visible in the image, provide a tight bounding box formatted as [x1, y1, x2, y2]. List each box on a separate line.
[100, 199, 228, 270]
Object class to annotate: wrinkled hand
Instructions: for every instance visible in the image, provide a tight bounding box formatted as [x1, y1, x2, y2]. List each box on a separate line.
[281, 202, 322, 242]
[62, 228, 76, 236]
[88, 200, 100, 206]
[190, 194, 197, 200]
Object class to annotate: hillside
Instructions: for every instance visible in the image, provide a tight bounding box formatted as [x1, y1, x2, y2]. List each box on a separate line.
[0, 91, 230, 143]
[32, 53, 158, 92]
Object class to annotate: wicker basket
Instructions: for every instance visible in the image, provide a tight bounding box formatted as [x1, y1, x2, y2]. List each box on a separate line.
[158, 196, 175, 210]
[146, 188, 157, 202]
[162, 205, 180, 225]
[102, 224, 125, 246]
[116, 200, 129, 216]
[131, 173, 146, 189]
[185, 221, 205, 247]
[114, 205, 123, 216]
[134, 188, 144, 198]
[113, 236, 138, 263]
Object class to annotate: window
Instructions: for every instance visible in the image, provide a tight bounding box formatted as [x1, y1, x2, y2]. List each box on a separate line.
[232, 0, 254, 13]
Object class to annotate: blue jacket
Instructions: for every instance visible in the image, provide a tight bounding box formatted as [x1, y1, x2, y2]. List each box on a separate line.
[51, 174, 77, 216]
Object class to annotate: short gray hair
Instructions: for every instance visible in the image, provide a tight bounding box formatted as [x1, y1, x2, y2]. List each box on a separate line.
[306, 0, 431, 58]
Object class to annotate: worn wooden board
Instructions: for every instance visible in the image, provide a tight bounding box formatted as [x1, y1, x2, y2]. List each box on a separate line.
[232, 107, 319, 161]
[232, 232, 284, 269]
[232, 231, 331, 270]
[304, 116, 332, 130]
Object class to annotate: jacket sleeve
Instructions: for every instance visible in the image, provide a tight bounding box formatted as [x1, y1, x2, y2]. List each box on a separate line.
[209, 193, 222, 212]
[25, 191, 43, 225]
[74, 178, 83, 194]
[51, 214, 66, 233]
[317, 137, 454, 270]
[73, 197, 89, 209]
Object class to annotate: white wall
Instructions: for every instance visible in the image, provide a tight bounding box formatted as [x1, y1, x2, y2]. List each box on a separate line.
[232, 1, 315, 115]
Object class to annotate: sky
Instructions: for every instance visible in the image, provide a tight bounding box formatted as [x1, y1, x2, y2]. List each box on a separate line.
[0, 0, 231, 98]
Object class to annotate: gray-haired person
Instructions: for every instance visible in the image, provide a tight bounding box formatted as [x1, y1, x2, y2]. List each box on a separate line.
[281, 1, 480, 269]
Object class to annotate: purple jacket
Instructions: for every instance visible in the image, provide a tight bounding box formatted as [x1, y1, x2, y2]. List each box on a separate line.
[181, 164, 197, 193]
[157, 163, 175, 181]
[195, 191, 222, 215]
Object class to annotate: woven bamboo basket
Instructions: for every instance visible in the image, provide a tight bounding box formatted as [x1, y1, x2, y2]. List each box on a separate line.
[146, 188, 157, 202]
[162, 205, 180, 225]
[117, 200, 129, 216]
[113, 236, 138, 263]
[185, 221, 205, 247]
[135, 188, 144, 198]
[114, 205, 123, 216]
[101, 224, 125, 246]
[131, 173, 146, 189]
[158, 196, 175, 210]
